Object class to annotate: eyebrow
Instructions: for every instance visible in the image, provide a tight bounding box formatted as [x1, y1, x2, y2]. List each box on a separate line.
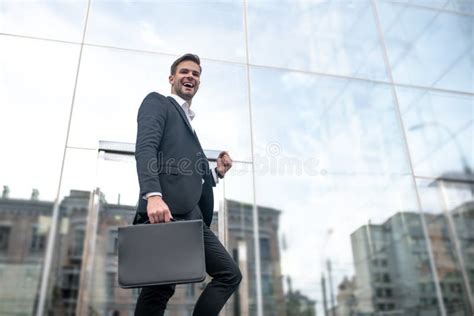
[179, 68, 200, 75]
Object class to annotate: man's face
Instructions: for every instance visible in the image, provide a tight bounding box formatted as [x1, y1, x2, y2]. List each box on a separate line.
[169, 60, 201, 101]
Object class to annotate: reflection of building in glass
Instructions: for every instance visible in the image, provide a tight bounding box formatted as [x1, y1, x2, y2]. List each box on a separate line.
[424, 202, 474, 316]
[335, 276, 357, 316]
[0, 191, 285, 315]
[350, 212, 429, 315]
[214, 199, 286, 316]
[53, 190, 91, 315]
[451, 201, 474, 296]
[348, 204, 473, 316]
[0, 191, 51, 315]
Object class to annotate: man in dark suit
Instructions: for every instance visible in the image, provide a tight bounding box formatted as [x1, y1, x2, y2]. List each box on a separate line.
[133, 53, 242, 316]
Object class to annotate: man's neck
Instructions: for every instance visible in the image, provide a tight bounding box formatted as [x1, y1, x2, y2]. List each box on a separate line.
[170, 92, 192, 106]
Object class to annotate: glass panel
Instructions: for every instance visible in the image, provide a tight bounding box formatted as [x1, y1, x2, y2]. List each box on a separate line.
[46, 148, 96, 314]
[250, 67, 411, 176]
[247, 0, 388, 81]
[0, 199, 53, 315]
[38, 146, 149, 314]
[398, 86, 473, 179]
[0, 0, 88, 42]
[86, 0, 246, 62]
[0, 35, 79, 314]
[417, 177, 473, 315]
[0, 35, 79, 200]
[250, 66, 444, 315]
[47, 147, 145, 315]
[379, 2, 473, 93]
[68, 45, 252, 161]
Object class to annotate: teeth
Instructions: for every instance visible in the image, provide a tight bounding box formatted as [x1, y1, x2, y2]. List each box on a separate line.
[184, 82, 194, 87]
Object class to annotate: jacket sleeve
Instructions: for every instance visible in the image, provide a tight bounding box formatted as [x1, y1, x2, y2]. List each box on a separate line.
[135, 93, 167, 197]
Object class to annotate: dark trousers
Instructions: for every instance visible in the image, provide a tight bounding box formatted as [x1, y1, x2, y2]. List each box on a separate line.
[134, 206, 242, 316]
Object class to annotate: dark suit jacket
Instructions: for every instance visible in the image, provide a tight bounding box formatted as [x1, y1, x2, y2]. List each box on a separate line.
[133, 92, 215, 226]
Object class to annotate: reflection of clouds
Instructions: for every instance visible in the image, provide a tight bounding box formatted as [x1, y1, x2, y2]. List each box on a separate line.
[61, 148, 140, 207]
[252, 67, 409, 174]
[97, 156, 139, 206]
[224, 165, 254, 205]
[67, 46, 174, 149]
[252, 142, 325, 176]
[398, 86, 474, 175]
[379, 2, 473, 92]
[194, 108, 251, 161]
[252, 66, 421, 300]
[139, 21, 171, 49]
[59, 148, 97, 198]
[0, 0, 251, 200]
[0, 0, 87, 41]
[280, 71, 317, 88]
[0, 36, 80, 200]
[86, 1, 246, 62]
[194, 60, 252, 161]
[248, 0, 387, 80]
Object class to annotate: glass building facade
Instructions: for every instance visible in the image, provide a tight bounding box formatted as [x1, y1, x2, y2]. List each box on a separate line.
[0, 0, 472, 315]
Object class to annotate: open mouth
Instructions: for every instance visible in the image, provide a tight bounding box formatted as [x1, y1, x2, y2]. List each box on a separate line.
[183, 82, 195, 88]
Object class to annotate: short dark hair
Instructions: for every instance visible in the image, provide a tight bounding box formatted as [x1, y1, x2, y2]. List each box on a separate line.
[170, 53, 202, 75]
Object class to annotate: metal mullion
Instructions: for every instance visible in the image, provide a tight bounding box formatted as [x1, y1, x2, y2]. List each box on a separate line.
[242, 0, 264, 315]
[385, 0, 474, 17]
[0, 31, 82, 46]
[35, 0, 93, 315]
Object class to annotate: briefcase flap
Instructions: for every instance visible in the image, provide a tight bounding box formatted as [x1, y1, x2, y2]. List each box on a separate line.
[118, 219, 206, 288]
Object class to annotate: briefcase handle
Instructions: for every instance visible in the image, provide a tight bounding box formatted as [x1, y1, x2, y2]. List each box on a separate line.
[143, 218, 177, 224]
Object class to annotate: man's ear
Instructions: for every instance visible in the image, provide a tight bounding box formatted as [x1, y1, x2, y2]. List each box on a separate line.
[168, 74, 174, 84]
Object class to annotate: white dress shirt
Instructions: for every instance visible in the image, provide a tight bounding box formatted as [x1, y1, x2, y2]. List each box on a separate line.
[144, 94, 219, 200]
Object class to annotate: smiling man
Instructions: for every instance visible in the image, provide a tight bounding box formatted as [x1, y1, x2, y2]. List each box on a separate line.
[133, 53, 241, 315]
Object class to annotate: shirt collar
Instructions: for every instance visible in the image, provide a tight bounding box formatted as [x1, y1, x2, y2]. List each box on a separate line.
[168, 94, 195, 121]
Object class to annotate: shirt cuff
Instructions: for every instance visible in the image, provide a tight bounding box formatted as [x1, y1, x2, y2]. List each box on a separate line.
[211, 168, 219, 184]
[143, 192, 162, 200]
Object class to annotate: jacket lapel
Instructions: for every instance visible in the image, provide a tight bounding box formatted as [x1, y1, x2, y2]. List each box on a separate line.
[167, 96, 194, 134]
[167, 96, 204, 152]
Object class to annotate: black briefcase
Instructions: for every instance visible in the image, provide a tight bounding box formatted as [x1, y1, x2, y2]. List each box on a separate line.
[118, 219, 206, 288]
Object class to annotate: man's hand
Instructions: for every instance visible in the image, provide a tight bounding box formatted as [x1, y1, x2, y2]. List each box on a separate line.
[147, 195, 173, 223]
[216, 151, 233, 178]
